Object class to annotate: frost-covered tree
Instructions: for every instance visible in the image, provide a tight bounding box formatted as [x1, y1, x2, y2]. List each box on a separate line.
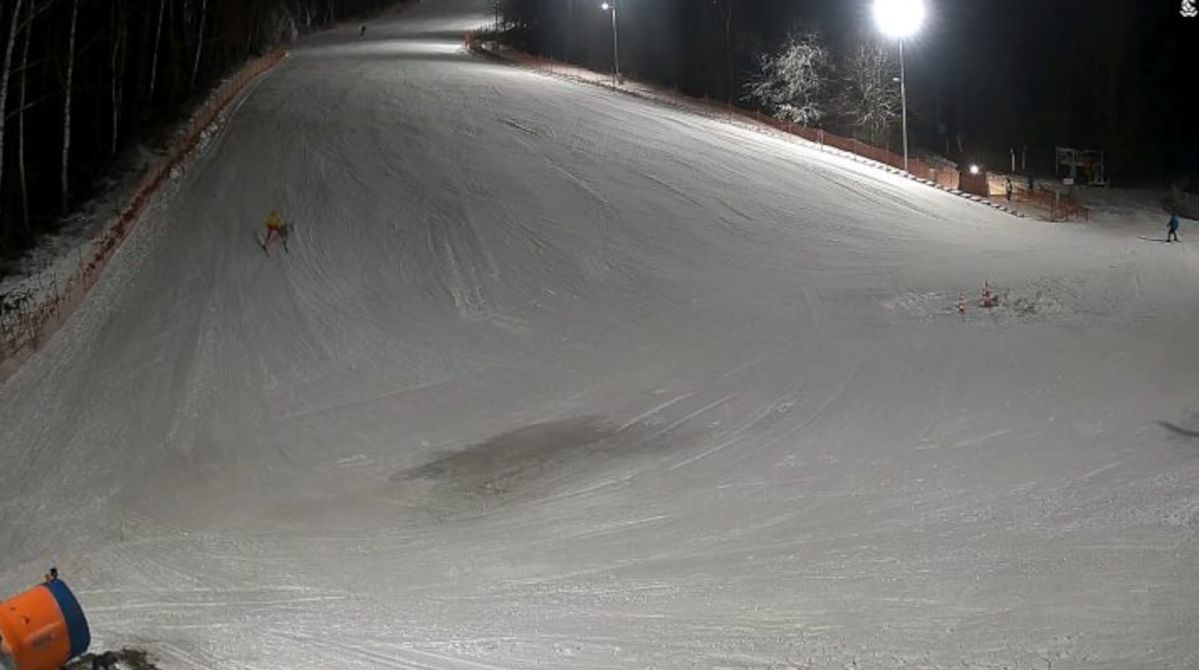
[837, 41, 901, 145]
[744, 29, 830, 126]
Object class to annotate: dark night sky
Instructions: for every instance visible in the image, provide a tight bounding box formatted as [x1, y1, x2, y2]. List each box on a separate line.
[751, 0, 1198, 179]
[511, 0, 1195, 180]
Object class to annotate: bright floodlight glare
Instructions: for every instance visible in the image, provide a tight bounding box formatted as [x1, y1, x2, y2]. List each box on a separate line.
[601, 2, 610, 9]
[969, 164, 980, 175]
[873, 0, 925, 38]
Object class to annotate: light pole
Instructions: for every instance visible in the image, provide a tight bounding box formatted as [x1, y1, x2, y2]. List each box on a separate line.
[601, 2, 620, 87]
[873, 0, 925, 174]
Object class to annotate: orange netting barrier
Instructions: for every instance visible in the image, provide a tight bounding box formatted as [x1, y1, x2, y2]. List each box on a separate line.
[986, 173, 1090, 221]
[467, 32, 963, 194]
[471, 34, 1095, 223]
[1020, 185, 1089, 221]
[0, 49, 288, 381]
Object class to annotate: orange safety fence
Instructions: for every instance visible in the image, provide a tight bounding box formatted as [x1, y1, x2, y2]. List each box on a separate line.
[0, 49, 287, 380]
[986, 172, 1089, 221]
[468, 31, 962, 193]
[1022, 185, 1090, 222]
[474, 34, 1095, 221]
[740, 111, 961, 191]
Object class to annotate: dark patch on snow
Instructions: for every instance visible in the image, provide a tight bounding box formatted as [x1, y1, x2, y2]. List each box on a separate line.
[395, 416, 611, 490]
[390, 416, 686, 511]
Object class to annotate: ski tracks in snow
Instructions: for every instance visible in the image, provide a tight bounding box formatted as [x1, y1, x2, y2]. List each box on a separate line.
[423, 210, 493, 318]
[272, 629, 516, 670]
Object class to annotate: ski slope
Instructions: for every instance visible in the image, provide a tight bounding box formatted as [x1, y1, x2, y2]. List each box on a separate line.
[3, 1, 1198, 667]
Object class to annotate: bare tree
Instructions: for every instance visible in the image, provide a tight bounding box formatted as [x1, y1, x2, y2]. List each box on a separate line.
[745, 28, 831, 126]
[18, 0, 36, 233]
[148, 0, 166, 101]
[190, 0, 208, 90]
[0, 0, 28, 236]
[838, 41, 900, 145]
[289, 0, 316, 28]
[111, 0, 128, 155]
[61, 0, 79, 213]
[710, 0, 739, 100]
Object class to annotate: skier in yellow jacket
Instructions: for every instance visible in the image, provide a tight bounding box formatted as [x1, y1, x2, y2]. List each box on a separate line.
[262, 211, 288, 255]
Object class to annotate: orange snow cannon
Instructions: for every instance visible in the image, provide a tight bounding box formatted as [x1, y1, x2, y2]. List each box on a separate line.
[0, 569, 90, 670]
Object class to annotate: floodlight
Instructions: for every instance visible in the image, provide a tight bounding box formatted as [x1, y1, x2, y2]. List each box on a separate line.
[873, 0, 925, 39]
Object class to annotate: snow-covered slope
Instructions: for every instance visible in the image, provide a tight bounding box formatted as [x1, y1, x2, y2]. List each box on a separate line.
[3, 1, 1198, 668]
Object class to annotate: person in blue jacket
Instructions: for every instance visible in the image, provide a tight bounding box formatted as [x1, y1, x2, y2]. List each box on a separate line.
[1167, 213, 1181, 243]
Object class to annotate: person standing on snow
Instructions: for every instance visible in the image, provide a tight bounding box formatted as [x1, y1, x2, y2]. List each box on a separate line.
[263, 211, 288, 255]
[1167, 213, 1181, 243]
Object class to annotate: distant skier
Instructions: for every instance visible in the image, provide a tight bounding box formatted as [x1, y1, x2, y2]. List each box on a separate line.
[1004, 176, 1013, 201]
[360, 24, 367, 37]
[262, 211, 289, 255]
[1167, 213, 1181, 243]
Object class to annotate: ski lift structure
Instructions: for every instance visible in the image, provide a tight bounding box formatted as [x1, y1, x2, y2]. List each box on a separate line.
[1055, 146, 1106, 186]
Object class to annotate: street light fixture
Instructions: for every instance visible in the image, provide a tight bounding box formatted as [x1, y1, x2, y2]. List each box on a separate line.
[873, 0, 925, 174]
[601, 2, 620, 88]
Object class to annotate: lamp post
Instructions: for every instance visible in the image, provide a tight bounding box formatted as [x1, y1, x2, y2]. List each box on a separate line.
[873, 0, 925, 174]
[601, 2, 620, 87]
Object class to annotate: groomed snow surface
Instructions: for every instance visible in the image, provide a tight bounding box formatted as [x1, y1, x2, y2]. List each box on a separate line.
[3, 1, 1198, 668]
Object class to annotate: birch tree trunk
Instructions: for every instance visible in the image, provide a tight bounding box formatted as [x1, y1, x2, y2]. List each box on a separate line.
[61, 0, 78, 213]
[111, 0, 125, 155]
[148, 0, 165, 100]
[0, 0, 28, 231]
[724, 3, 733, 99]
[18, 0, 35, 233]
[189, 0, 207, 90]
